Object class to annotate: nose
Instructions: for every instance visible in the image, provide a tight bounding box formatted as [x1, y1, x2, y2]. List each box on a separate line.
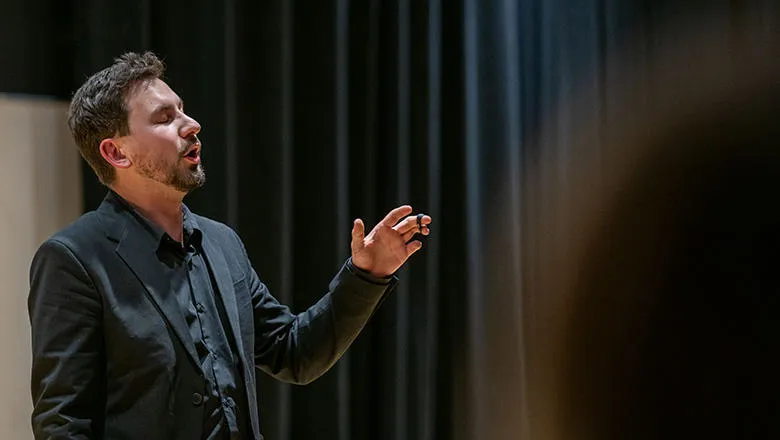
[180, 113, 201, 139]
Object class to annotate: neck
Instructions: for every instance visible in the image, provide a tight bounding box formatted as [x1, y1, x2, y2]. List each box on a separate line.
[111, 180, 186, 242]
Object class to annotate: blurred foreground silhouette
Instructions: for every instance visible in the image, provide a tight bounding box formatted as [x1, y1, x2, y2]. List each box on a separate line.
[499, 10, 780, 440]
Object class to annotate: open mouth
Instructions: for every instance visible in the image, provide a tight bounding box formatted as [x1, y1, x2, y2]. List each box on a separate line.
[183, 145, 201, 164]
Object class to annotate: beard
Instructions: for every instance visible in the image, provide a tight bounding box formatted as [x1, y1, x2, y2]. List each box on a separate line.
[134, 154, 206, 193]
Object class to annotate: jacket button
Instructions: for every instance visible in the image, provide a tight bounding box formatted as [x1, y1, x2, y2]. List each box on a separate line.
[192, 392, 205, 406]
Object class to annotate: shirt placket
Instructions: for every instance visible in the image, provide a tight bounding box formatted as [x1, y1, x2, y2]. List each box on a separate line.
[187, 252, 241, 438]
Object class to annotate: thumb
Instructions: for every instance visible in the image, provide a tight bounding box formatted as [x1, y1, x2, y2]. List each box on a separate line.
[351, 218, 365, 254]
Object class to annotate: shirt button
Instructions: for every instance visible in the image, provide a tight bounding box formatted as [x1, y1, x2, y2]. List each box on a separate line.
[192, 392, 205, 406]
[196, 303, 205, 313]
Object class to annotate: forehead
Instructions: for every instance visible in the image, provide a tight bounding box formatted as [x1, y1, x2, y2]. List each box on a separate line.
[126, 78, 182, 115]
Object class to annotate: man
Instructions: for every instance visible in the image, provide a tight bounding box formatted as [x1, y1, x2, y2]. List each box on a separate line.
[28, 51, 432, 440]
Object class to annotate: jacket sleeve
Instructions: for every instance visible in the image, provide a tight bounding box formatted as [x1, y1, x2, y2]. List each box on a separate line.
[231, 232, 396, 385]
[28, 239, 105, 439]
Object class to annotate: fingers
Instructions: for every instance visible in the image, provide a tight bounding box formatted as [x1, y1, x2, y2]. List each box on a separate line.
[401, 225, 430, 243]
[351, 218, 365, 254]
[405, 240, 423, 257]
[393, 214, 432, 235]
[380, 205, 414, 227]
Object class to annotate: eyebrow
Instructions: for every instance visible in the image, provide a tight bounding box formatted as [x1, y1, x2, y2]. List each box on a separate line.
[150, 98, 184, 115]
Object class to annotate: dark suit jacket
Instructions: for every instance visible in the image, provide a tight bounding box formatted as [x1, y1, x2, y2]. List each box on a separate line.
[28, 192, 396, 440]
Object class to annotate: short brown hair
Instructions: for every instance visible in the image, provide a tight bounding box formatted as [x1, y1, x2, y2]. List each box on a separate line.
[68, 52, 165, 185]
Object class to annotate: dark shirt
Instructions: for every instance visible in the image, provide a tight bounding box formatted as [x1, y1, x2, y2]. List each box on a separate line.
[117, 193, 248, 439]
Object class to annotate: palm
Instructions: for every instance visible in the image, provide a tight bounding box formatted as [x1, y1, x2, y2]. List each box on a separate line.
[350, 206, 432, 278]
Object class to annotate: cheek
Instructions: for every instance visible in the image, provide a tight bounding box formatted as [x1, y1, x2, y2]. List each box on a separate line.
[131, 132, 182, 161]
[129, 149, 174, 171]
[148, 127, 182, 147]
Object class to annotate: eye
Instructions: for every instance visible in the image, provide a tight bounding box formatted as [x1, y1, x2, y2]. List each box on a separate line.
[155, 113, 174, 124]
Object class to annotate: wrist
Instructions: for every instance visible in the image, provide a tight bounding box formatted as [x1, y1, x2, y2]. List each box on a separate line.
[347, 258, 394, 284]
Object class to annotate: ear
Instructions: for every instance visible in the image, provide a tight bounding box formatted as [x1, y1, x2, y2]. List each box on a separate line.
[99, 138, 132, 169]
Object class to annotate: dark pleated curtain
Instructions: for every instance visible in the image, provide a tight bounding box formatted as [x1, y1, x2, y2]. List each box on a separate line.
[3, 0, 779, 439]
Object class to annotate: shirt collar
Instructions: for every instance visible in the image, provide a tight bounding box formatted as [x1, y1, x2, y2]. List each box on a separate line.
[181, 204, 203, 250]
[109, 190, 202, 251]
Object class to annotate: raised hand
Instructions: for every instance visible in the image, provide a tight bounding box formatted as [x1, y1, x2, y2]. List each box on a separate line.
[350, 205, 432, 278]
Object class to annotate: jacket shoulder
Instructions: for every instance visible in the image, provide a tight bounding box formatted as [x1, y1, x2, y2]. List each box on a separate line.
[191, 214, 249, 263]
[40, 211, 103, 252]
[193, 214, 239, 240]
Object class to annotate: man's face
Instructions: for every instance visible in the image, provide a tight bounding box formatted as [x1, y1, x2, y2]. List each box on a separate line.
[120, 78, 205, 193]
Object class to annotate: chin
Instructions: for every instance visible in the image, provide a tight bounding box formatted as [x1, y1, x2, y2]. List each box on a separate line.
[170, 171, 206, 194]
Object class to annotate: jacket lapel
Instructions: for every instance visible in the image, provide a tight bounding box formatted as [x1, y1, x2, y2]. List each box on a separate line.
[200, 232, 248, 367]
[98, 193, 202, 371]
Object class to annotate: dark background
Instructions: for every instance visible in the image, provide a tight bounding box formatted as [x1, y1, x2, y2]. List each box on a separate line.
[3, 1, 777, 439]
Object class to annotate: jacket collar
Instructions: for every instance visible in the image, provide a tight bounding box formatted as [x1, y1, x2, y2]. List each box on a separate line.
[96, 190, 201, 250]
